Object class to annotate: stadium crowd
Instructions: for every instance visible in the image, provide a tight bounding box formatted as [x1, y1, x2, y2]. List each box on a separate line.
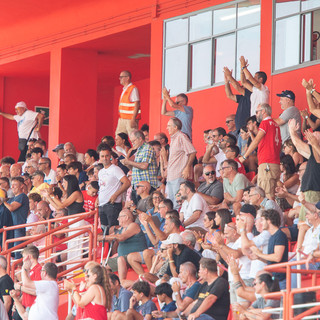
[0, 63, 319, 320]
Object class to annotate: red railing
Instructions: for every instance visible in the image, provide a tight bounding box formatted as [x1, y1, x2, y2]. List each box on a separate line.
[0, 210, 99, 279]
[264, 258, 320, 320]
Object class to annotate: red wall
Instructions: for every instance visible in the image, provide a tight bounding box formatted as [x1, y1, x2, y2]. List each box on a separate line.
[2, 77, 49, 160]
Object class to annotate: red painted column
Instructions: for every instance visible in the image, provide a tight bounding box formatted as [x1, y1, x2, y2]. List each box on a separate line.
[49, 48, 98, 165]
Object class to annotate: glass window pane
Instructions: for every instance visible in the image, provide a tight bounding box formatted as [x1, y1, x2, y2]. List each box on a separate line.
[302, 13, 312, 63]
[236, 26, 260, 79]
[302, 10, 320, 62]
[165, 18, 188, 47]
[214, 34, 235, 83]
[302, 0, 320, 11]
[213, 5, 236, 35]
[238, 1, 261, 28]
[190, 11, 212, 41]
[275, 0, 300, 19]
[164, 46, 188, 96]
[275, 16, 300, 70]
[190, 40, 212, 89]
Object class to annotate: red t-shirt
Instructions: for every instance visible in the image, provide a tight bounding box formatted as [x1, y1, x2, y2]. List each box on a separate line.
[234, 158, 246, 174]
[53, 219, 68, 251]
[82, 190, 97, 224]
[257, 117, 282, 165]
[22, 263, 42, 307]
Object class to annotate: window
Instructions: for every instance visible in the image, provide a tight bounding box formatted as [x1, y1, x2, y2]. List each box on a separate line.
[273, 0, 320, 72]
[163, 0, 261, 96]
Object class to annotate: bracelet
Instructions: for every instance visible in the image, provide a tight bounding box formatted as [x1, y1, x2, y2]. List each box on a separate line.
[242, 155, 247, 160]
[310, 89, 315, 95]
[234, 281, 243, 289]
[169, 260, 175, 263]
[242, 66, 247, 71]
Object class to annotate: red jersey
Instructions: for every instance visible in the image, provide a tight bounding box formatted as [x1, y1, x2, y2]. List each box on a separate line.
[22, 263, 42, 307]
[234, 158, 246, 175]
[257, 117, 282, 165]
[82, 190, 97, 224]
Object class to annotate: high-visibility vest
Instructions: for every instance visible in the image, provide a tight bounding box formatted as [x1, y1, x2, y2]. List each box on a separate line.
[119, 84, 141, 120]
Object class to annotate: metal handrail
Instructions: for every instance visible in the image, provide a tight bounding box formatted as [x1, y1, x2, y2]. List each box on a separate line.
[0, 210, 99, 280]
[264, 258, 320, 320]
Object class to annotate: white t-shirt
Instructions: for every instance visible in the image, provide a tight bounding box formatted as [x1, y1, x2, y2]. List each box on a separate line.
[45, 169, 57, 185]
[228, 233, 254, 282]
[249, 230, 271, 278]
[250, 84, 270, 116]
[13, 110, 39, 139]
[98, 164, 125, 206]
[214, 148, 227, 178]
[303, 224, 320, 254]
[180, 193, 209, 229]
[28, 280, 59, 320]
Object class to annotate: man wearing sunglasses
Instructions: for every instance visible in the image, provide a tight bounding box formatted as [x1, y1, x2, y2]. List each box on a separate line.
[197, 165, 223, 206]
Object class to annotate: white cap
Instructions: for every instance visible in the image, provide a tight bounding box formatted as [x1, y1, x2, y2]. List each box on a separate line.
[162, 233, 183, 245]
[15, 101, 27, 109]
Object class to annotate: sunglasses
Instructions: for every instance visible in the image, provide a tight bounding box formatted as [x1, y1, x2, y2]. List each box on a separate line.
[204, 171, 215, 176]
[226, 120, 234, 124]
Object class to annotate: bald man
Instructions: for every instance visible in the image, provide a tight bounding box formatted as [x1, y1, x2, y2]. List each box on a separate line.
[116, 70, 141, 135]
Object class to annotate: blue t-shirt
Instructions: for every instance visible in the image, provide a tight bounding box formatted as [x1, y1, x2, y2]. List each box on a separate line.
[268, 229, 288, 282]
[174, 106, 193, 140]
[182, 281, 202, 300]
[8, 193, 29, 226]
[158, 301, 177, 320]
[112, 286, 132, 312]
[135, 299, 157, 317]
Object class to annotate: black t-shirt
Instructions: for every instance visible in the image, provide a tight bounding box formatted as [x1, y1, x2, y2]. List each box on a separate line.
[0, 273, 14, 319]
[267, 229, 288, 282]
[191, 277, 230, 320]
[301, 146, 320, 192]
[235, 89, 252, 131]
[165, 245, 201, 277]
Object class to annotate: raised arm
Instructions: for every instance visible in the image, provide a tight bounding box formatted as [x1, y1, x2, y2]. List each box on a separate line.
[239, 56, 253, 91]
[288, 119, 311, 159]
[0, 111, 15, 120]
[162, 87, 184, 112]
[240, 56, 262, 89]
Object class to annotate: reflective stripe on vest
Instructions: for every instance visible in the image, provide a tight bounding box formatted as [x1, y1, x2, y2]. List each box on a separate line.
[119, 84, 141, 120]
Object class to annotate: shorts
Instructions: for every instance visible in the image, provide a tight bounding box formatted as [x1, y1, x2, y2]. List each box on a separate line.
[230, 278, 254, 304]
[257, 163, 280, 199]
[107, 255, 129, 272]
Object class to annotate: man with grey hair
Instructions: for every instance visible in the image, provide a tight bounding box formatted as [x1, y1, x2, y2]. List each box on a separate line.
[240, 103, 282, 199]
[166, 117, 196, 208]
[38, 157, 57, 185]
[25, 159, 38, 176]
[249, 186, 284, 226]
[0, 255, 14, 318]
[181, 230, 197, 251]
[64, 142, 85, 164]
[121, 130, 158, 202]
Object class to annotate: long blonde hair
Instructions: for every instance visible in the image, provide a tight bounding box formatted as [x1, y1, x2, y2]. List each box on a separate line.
[89, 264, 112, 310]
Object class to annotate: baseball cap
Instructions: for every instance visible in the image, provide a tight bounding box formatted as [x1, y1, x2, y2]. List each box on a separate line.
[52, 144, 64, 152]
[276, 90, 295, 101]
[315, 201, 320, 210]
[162, 233, 183, 245]
[15, 101, 27, 109]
